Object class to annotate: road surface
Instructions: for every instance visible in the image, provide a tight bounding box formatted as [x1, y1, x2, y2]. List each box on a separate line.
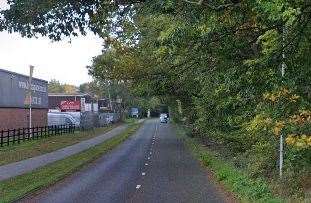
[21, 119, 228, 203]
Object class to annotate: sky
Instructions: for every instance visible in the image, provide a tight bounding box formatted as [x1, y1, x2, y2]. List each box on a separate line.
[0, 0, 104, 86]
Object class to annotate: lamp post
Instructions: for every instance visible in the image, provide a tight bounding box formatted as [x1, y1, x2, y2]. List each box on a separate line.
[29, 65, 34, 129]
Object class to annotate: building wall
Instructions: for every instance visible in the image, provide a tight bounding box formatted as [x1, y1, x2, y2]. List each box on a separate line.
[0, 108, 48, 131]
[0, 69, 48, 108]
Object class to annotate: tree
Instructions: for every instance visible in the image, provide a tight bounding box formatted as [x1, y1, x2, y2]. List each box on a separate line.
[48, 79, 77, 94]
[48, 79, 64, 93]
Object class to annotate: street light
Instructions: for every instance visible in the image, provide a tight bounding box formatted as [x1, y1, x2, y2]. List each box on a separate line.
[29, 65, 34, 129]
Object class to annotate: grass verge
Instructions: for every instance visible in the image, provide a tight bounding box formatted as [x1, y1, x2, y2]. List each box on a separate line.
[175, 125, 284, 203]
[0, 124, 120, 166]
[0, 122, 142, 203]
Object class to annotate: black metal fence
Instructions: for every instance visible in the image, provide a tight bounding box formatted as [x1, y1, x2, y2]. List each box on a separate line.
[0, 125, 76, 147]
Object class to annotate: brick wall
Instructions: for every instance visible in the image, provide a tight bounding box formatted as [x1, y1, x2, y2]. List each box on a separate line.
[0, 108, 48, 131]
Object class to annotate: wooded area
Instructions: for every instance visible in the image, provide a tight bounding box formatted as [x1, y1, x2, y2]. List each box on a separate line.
[1, 0, 310, 199]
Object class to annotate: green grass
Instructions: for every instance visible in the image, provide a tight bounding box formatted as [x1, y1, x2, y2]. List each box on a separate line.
[0, 123, 141, 203]
[0, 124, 119, 166]
[124, 117, 140, 124]
[175, 125, 284, 203]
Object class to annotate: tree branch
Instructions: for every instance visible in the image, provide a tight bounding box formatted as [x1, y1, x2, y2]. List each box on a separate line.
[182, 0, 239, 11]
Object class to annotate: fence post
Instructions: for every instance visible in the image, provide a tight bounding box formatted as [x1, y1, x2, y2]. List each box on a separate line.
[0, 130, 3, 147]
[22, 128, 25, 142]
[36, 127, 39, 139]
[12, 129, 16, 144]
[27, 128, 30, 140]
[31, 127, 34, 139]
[17, 128, 20, 144]
[7, 130, 9, 146]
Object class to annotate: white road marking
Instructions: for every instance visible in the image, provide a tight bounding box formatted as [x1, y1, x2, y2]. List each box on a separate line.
[150, 152, 152, 155]
[136, 185, 141, 189]
[142, 172, 146, 176]
[148, 157, 150, 160]
[145, 163, 148, 166]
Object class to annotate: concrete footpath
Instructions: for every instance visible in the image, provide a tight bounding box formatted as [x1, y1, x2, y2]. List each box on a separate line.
[0, 124, 128, 181]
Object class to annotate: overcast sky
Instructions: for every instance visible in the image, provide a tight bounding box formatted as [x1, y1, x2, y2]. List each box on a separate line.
[0, 0, 104, 86]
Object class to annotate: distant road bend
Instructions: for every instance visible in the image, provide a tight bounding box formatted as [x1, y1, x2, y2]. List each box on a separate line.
[21, 119, 228, 203]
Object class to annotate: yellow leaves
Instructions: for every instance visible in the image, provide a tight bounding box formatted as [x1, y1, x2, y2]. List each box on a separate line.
[273, 121, 285, 136]
[285, 134, 296, 145]
[274, 109, 311, 149]
[263, 87, 301, 104]
[247, 115, 270, 132]
[290, 94, 300, 102]
[289, 110, 311, 125]
[285, 134, 311, 149]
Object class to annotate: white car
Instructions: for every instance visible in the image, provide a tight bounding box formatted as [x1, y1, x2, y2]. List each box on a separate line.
[160, 113, 168, 123]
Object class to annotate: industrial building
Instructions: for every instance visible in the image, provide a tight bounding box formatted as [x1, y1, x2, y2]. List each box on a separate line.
[48, 93, 98, 112]
[0, 68, 48, 130]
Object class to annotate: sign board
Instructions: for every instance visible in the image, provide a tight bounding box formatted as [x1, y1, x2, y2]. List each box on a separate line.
[60, 100, 81, 111]
[0, 69, 48, 108]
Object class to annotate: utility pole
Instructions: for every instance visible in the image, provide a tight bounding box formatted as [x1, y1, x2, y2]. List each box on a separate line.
[107, 81, 113, 112]
[279, 25, 287, 178]
[29, 65, 34, 129]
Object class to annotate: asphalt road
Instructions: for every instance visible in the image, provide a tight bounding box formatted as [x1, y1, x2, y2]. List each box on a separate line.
[20, 119, 227, 203]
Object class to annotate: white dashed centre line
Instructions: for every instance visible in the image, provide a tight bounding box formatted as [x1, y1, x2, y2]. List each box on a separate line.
[145, 163, 148, 166]
[136, 185, 141, 189]
[142, 172, 146, 176]
[148, 157, 151, 160]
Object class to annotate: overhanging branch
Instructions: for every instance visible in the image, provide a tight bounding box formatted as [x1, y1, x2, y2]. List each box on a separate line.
[182, 0, 239, 11]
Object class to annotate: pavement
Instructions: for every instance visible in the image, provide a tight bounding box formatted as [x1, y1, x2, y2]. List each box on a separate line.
[20, 119, 227, 203]
[0, 124, 128, 181]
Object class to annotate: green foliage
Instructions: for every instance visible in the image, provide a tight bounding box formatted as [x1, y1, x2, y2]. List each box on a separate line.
[2, 0, 311, 199]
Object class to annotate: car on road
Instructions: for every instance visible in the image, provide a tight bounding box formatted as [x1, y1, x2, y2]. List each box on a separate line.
[160, 113, 168, 123]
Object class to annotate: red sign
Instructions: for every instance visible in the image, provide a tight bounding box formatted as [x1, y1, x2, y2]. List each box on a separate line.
[60, 101, 81, 111]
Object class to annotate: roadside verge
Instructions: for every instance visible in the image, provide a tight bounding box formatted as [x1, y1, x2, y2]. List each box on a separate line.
[175, 125, 283, 203]
[0, 124, 120, 166]
[0, 122, 142, 203]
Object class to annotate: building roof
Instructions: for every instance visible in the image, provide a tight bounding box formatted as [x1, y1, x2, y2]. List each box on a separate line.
[48, 93, 90, 97]
[0, 68, 48, 83]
